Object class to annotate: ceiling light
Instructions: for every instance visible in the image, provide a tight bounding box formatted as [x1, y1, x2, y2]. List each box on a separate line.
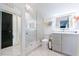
[26, 4, 31, 10]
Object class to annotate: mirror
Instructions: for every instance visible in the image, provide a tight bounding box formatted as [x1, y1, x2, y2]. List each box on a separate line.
[56, 15, 69, 29]
[60, 16, 69, 28]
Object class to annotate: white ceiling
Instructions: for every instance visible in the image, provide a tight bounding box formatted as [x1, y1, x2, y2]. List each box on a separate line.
[28, 3, 79, 19]
[12, 3, 79, 19]
[13, 3, 26, 11]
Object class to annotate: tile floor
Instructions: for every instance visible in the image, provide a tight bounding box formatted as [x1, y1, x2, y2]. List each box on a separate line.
[0, 45, 64, 56]
[27, 46, 64, 56]
[0, 45, 22, 56]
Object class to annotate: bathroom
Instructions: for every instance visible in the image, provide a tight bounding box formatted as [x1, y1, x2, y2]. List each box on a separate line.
[0, 3, 79, 56]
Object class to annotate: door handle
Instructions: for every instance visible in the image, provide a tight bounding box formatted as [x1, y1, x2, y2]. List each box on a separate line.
[12, 34, 13, 39]
[9, 30, 11, 33]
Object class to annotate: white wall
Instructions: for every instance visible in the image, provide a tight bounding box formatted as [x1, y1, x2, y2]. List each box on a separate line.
[36, 13, 44, 41]
[43, 3, 79, 35]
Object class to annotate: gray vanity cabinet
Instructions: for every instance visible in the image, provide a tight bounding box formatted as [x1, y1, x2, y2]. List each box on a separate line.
[62, 34, 78, 55]
[52, 33, 62, 52]
[52, 33, 79, 56]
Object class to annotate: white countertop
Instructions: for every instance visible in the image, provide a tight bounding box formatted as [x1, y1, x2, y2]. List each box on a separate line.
[52, 31, 79, 34]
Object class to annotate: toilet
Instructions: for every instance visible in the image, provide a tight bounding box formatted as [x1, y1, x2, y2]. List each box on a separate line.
[41, 34, 53, 49]
[41, 39, 49, 49]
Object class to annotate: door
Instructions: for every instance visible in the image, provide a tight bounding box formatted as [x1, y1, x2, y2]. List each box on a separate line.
[1, 12, 13, 49]
[62, 34, 77, 55]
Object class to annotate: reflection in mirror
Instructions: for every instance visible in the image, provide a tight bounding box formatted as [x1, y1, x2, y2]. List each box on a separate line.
[60, 16, 69, 28]
[56, 16, 69, 29]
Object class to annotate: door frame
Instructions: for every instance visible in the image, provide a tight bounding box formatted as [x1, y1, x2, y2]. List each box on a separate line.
[13, 14, 22, 46]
